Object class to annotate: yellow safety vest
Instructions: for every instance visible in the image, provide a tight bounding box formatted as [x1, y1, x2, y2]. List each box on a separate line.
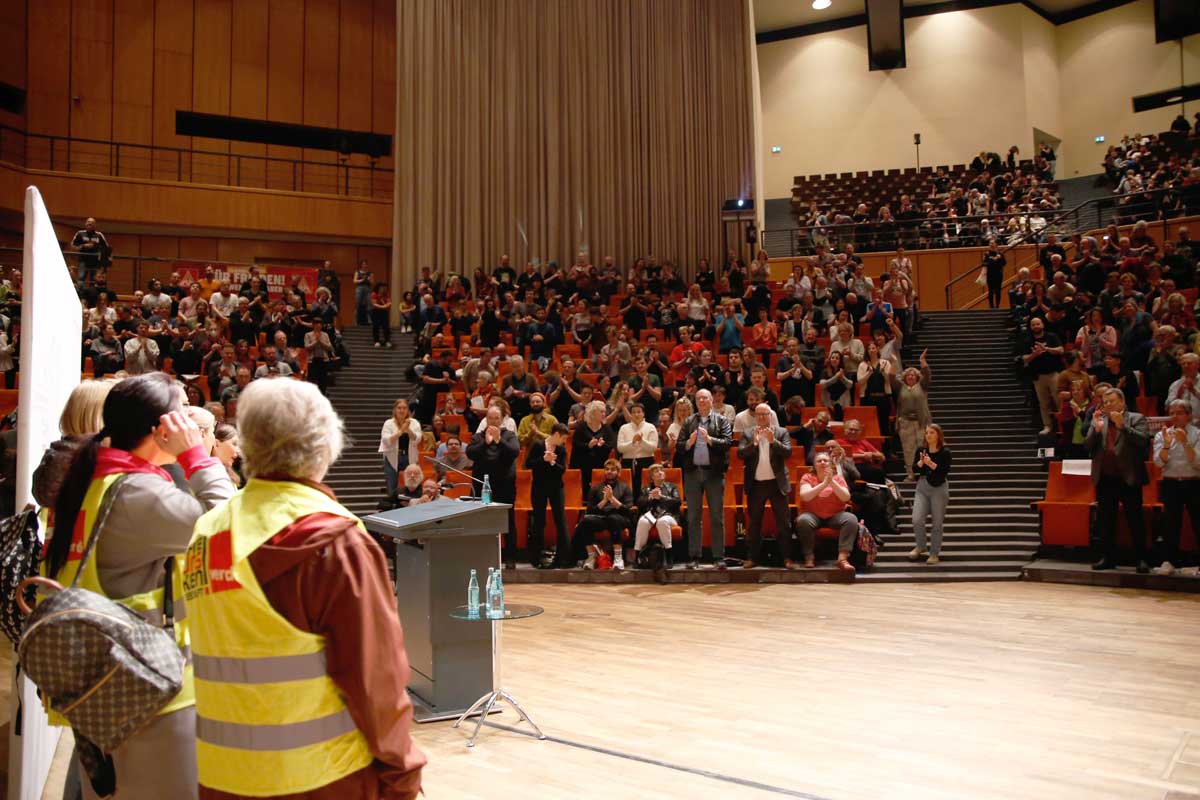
[184, 479, 374, 796]
[45, 472, 195, 726]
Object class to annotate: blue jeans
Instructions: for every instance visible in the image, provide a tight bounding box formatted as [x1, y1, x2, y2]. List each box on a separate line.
[355, 285, 371, 325]
[383, 458, 399, 497]
[912, 478, 949, 555]
[684, 467, 725, 560]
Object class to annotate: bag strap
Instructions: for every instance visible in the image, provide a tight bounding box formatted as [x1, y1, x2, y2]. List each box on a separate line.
[69, 474, 131, 590]
[161, 556, 175, 631]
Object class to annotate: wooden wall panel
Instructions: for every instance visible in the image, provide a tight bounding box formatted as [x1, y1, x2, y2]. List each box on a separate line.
[20, 0, 394, 194]
[191, 0, 233, 186]
[152, 0, 195, 180]
[302, 0, 339, 194]
[113, 0, 155, 180]
[265, 0, 304, 191]
[70, 0, 115, 174]
[230, 0, 269, 189]
[26, 0, 72, 176]
[179, 236, 219, 261]
[0, 1, 27, 130]
[371, 0, 395, 172]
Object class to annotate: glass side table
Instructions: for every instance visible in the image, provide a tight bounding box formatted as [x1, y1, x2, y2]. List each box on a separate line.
[449, 603, 547, 747]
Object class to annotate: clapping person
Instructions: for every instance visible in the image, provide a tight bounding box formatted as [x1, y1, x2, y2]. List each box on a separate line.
[737, 404, 797, 570]
[1086, 388, 1151, 572]
[525, 423, 571, 568]
[795, 452, 859, 572]
[570, 399, 616, 487]
[676, 389, 733, 569]
[1152, 400, 1200, 575]
[909, 424, 952, 565]
[467, 405, 521, 567]
[632, 463, 681, 570]
[575, 459, 635, 570]
[617, 402, 658, 498]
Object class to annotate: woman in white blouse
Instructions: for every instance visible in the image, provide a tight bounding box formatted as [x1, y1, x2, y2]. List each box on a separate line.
[677, 284, 710, 335]
[379, 398, 422, 496]
[617, 402, 660, 497]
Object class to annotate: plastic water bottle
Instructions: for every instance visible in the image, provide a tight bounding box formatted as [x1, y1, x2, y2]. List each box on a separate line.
[467, 569, 480, 618]
[481, 475, 493, 504]
[487, 567, 505, 619]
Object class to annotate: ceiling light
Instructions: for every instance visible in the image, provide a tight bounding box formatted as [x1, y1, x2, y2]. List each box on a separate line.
[813, 0, 831, 8]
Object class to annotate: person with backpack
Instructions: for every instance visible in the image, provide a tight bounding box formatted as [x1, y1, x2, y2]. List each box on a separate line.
[46, 372, 235, 799]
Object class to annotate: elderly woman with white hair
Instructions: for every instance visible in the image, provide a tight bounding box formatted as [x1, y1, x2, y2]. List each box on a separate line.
[570, 398, 616, 488]
[184, 378, 426, 799]
[895, 349, 933, 481]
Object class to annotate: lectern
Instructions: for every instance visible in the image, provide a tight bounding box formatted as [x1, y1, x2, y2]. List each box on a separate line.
[363, 499, 510, 722]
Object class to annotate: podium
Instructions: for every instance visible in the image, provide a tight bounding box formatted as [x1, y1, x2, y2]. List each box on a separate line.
[363, 498, 510, 722]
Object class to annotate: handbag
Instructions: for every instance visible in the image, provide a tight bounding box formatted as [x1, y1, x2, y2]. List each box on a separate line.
[16, 475, 185, 752]
[974, 267, 987, 287]
[0, 507, 41, 647]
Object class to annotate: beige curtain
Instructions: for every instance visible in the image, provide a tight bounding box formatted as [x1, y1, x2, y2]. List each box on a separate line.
[392, 0, 755, 294]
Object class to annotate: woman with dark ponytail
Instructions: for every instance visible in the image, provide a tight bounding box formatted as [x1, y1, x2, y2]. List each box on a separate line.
[47, 372, 235, 800]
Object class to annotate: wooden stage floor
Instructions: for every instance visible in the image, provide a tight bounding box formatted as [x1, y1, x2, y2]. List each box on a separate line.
[413, 581, 1200, 800]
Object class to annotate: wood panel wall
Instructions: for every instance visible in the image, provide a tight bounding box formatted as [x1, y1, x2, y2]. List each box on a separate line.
[20, 0, 396, 183]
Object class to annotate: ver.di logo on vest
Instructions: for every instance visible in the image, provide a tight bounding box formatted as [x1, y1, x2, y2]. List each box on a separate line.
[182, 530, 241, 601]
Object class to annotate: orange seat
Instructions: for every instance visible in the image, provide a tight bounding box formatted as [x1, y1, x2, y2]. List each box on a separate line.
[1032, 461, 1094, 547]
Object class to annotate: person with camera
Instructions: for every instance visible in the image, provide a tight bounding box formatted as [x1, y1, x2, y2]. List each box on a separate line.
[1086, 387, 1151, 572]
[631, 463, 681, 570]
[1152, 399, 1200, 575]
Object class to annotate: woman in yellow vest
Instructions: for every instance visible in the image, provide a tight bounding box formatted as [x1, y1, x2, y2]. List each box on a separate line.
[186, 377, 425, 799]
[48, 372, 235, 800]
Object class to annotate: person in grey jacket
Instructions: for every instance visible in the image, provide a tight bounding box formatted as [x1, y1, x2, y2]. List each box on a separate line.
[47, 372, 235, 800]
[1085, 387, 1151, 572]
[675, 389, 733, 568]
[632, 463, 681, 568]
[737, 404, 795, 569]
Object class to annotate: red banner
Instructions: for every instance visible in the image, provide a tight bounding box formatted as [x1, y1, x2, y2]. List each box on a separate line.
[174, 262, 320, 300]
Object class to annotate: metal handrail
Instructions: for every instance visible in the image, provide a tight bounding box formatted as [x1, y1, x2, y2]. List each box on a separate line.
[942, 186, 1196, 309]
[0, 123, 393, 199]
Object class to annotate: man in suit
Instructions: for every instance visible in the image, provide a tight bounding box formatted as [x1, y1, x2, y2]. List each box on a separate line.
[1085, 387, 1151, 572]
[524, 423, 570, 568]
[675, 388, 734, 569]
[737, 404, 797, 569]
[467, 405, 521, 567]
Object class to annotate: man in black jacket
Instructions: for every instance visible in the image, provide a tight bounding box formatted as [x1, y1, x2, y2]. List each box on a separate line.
[525, 423, 570, 568]
[1085, 388, 1151, 572]
[675, 389, 734, 569]
[737, 404, 796, 569]
[633, 463, 681, 569]
[467, 405, 521, 567]
[574, 459, 634, 570]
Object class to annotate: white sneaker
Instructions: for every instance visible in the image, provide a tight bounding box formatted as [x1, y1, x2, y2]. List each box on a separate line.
[614, 554, 625, 571]
[1153, 561, 1176, 576]
[373, 342, 381, 348]
[583, 553, 596, 570]
[907, 547, 928, 562]
[926, 554, 940, 565]
[1038, 427, 1052, 436]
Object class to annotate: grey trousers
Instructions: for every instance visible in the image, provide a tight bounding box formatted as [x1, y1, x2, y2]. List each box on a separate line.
[80, 707, 198, 800]
[912, 477, 949, 555]
[684, 466, 725, 560]
[794, 511, 858, 557]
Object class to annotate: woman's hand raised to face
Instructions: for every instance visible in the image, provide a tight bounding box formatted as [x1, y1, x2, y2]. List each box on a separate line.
[158, 410, 203, 456]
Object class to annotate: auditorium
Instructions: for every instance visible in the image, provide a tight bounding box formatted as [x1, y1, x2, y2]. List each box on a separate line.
[0, 0, 1197, 798]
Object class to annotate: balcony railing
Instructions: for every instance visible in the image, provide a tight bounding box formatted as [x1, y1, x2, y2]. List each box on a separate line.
[0, 124, 393, 200]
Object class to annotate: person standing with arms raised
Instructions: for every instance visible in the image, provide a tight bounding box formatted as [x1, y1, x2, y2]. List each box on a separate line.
[467, 405, 521, 567]
[1086, 387, 1151, 572]
[676, 388, 733, 569]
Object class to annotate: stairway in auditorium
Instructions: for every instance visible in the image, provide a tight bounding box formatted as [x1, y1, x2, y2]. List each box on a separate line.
[324, 325, 416, 516]
[861, 308, 1043, 583]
